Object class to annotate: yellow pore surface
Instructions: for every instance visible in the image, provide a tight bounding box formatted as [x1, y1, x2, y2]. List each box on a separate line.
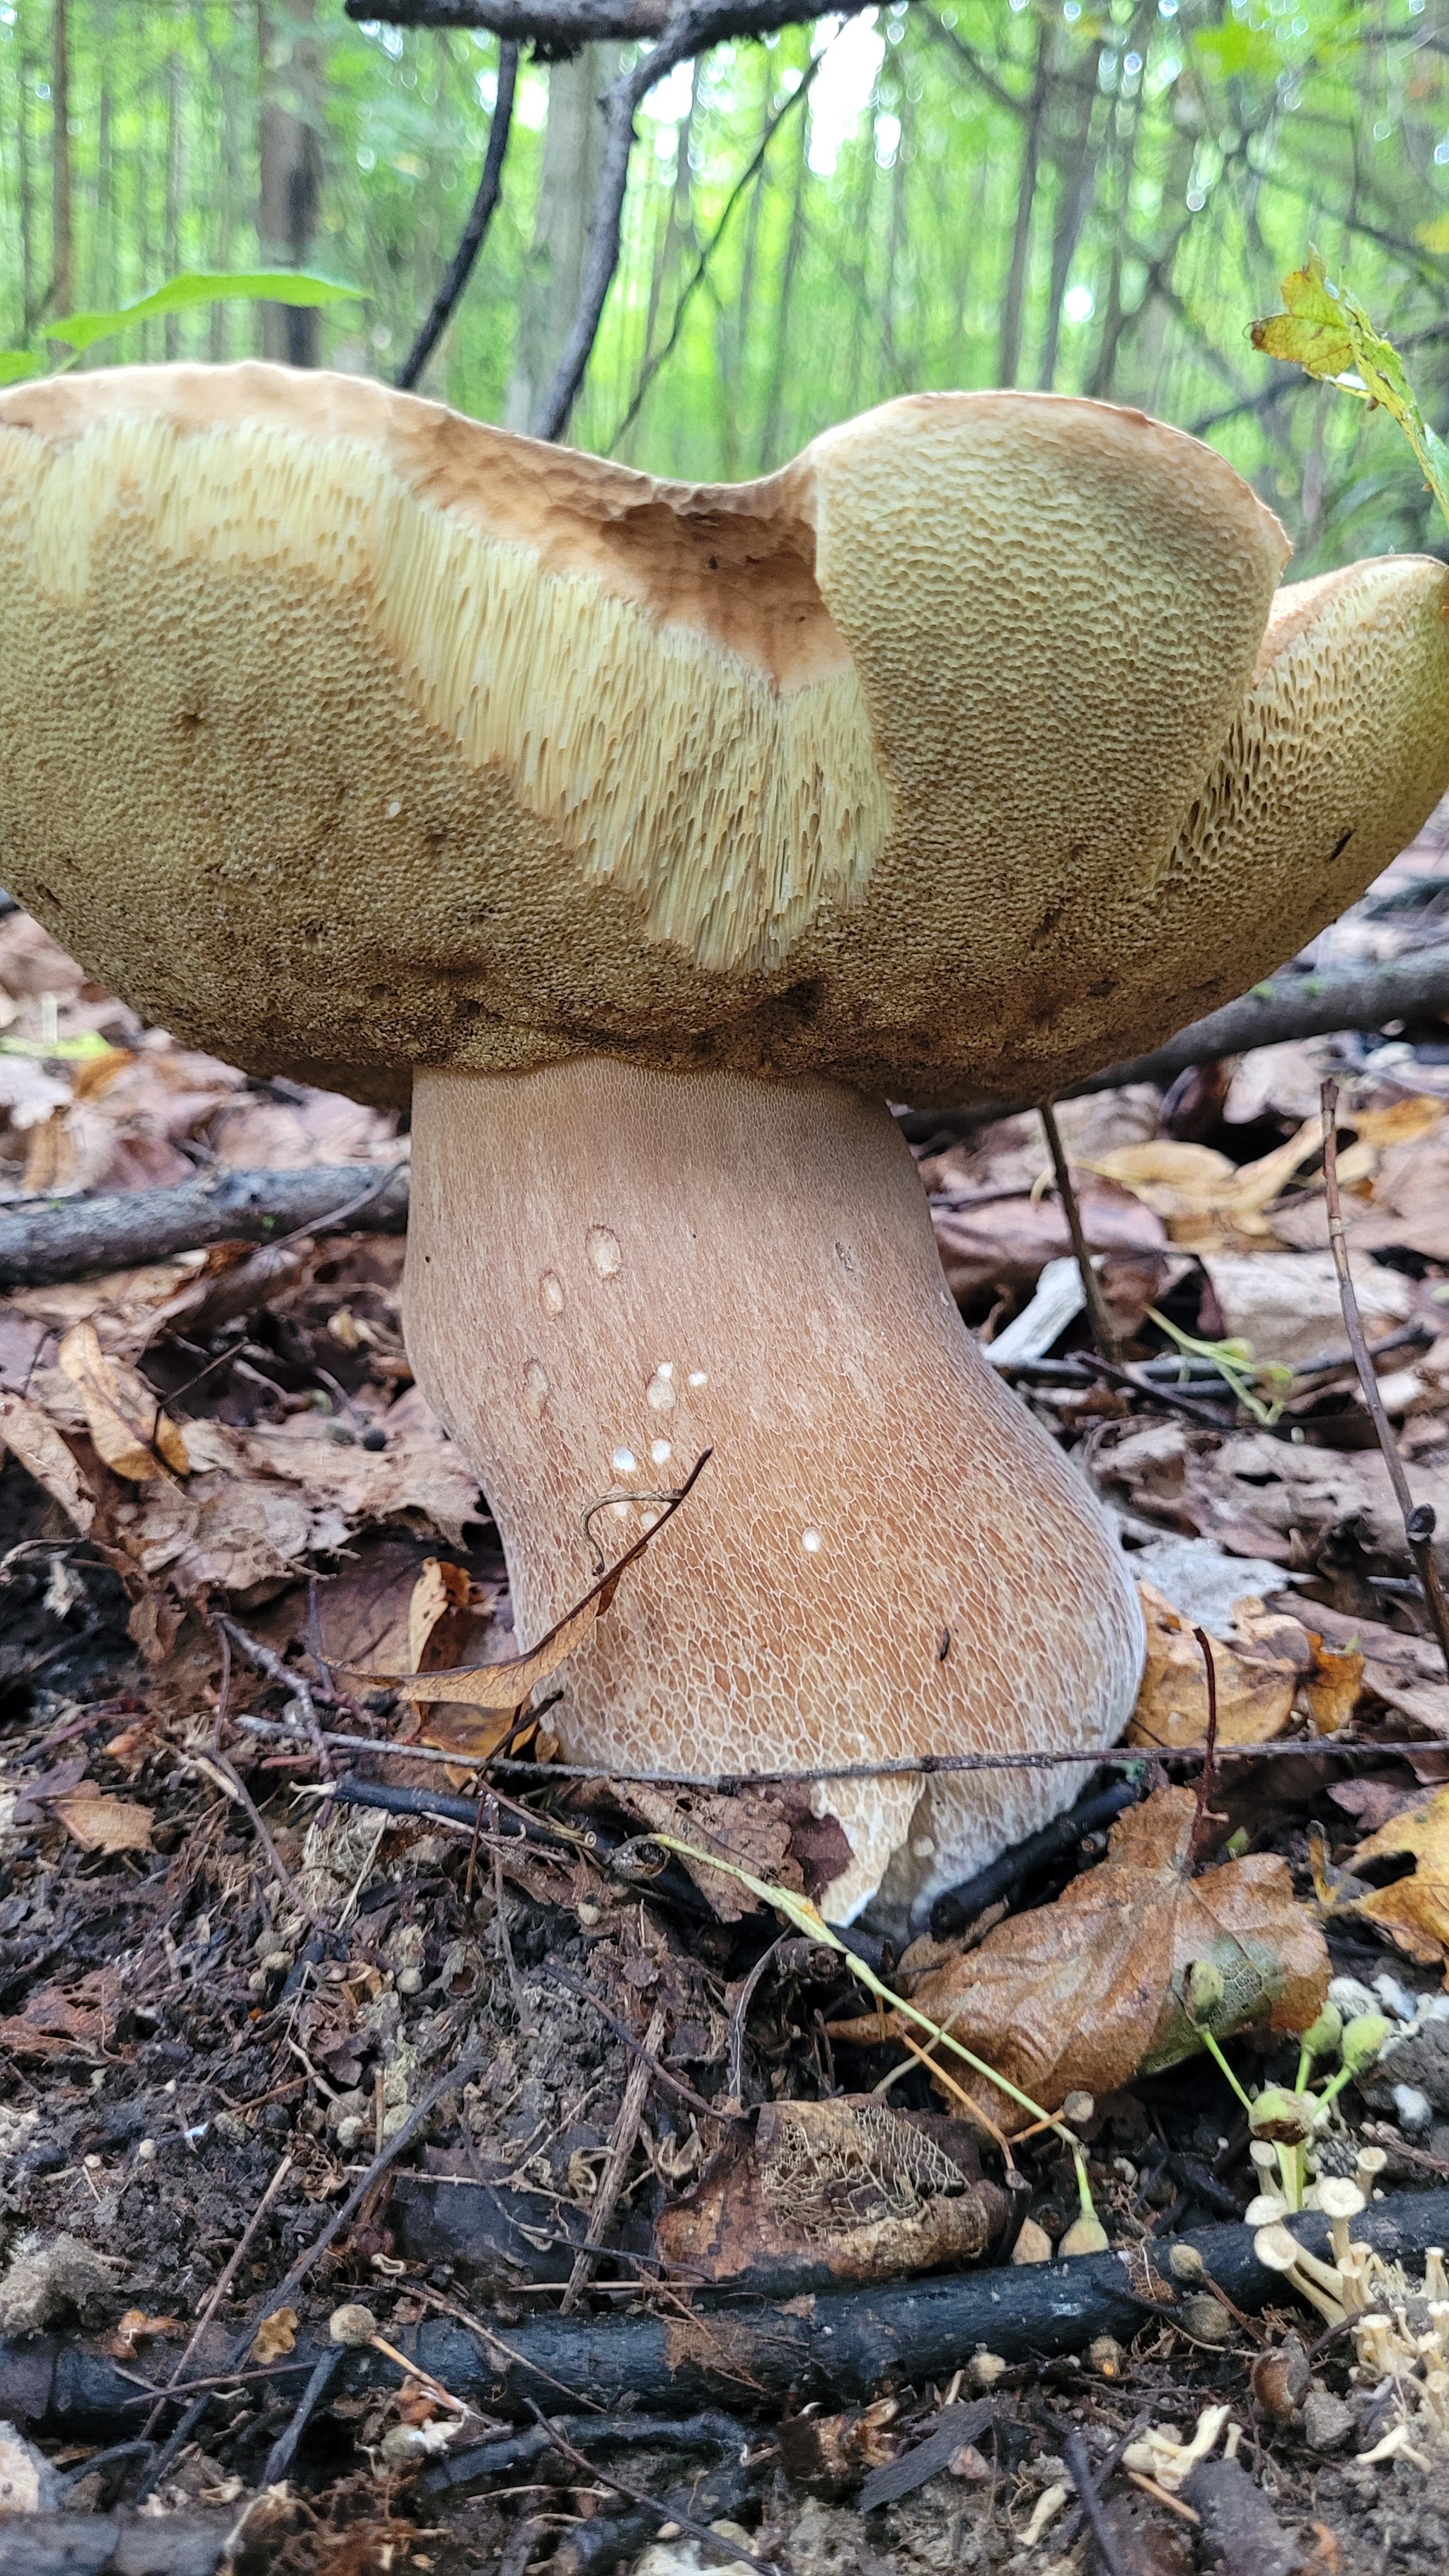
[1, 362, 1446, 1105]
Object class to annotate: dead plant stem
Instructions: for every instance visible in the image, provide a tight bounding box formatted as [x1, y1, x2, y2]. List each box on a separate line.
[139, 2152, 294, 2440]
[1320, 1078, 1449, 1681]
[524, 2403, 780, 2576]
[560, 2004, 666, 2314]
[1041, 1100, 1119, 1361]
[1189, 1625, 1220, 1866]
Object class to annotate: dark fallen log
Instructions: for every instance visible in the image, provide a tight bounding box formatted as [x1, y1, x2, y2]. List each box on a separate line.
[0, 1162, 410, 1288]
[5, 944, 1449, 1289]
[8, 2188, 1449, 2435]
[0, 2513, 242, 2576]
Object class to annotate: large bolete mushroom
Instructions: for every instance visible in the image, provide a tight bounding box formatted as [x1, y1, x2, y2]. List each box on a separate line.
[1, 366, 1446, 1925]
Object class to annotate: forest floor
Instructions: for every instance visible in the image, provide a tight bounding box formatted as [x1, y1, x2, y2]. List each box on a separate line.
[8, 807, 1449, 2572]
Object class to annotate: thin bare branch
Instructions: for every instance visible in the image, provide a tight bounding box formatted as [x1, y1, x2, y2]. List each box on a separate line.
[398, 42, 519, 388]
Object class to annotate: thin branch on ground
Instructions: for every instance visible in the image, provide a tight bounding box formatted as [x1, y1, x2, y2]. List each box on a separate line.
[524, 2404, 780, 2576]
[0, 1160, 410, 1289]
[139, 2152, 295, 2442]
[234, 1704, 1449, 1788]
[1321, 1075, 1449, 1682]
[216, 1612, 334, 1781]
[560, 2003, 666, 2312]
[542, 1960, 749, 2122]
[1061, 2426, 1133, 2576]
[398, 42, 519, 388]
[725, 1932, 787, 2110]
[260, 2345, 347, 2489]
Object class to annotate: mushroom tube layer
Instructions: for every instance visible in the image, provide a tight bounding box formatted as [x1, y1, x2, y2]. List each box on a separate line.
[405, 1058, 1145, 1923]
[4, 364, 1443, 1108]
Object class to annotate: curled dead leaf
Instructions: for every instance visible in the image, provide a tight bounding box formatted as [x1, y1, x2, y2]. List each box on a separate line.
[47, 1789, 154, 1854]
[58, 1320, 189, 1481]
[831, 1787, 1327, 2132]
[0, 1389, 96, 1534]
[1128, 1582, 1301, 1751]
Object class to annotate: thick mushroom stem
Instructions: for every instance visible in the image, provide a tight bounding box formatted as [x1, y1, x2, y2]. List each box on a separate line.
[404, 1056, 1145, 1927]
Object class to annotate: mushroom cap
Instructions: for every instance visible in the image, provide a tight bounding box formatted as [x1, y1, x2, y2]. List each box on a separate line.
[1316, 2178, 1367, 2222]
[2, 364, 1441, 1106]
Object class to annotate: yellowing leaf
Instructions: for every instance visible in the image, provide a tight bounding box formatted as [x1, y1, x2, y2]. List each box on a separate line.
[1086, 1120, 1324, 1242]
[58, 1322, 189, 1482]
[1353, 1095, 1444, 1150]
[1347, 1785, 1449, 1974]
[0, 1390, 96, 1533]
[251, 2307, 298, 2364]
[1252, 249, 1449, 533]
[47, 1790, 154, 1854]
[1418, 214, 1449, 255]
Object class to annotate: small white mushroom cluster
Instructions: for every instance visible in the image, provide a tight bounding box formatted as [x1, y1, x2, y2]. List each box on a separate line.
[1252, 2217, 1449, 2469]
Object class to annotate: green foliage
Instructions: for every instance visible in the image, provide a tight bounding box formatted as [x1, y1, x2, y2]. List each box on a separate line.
[1254, 250, 1449, 536]
[0, 268, 357, 382]
[0, 0, 1445, 566]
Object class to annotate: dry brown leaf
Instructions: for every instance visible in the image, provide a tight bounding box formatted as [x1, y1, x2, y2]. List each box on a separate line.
[1347, 1786, 1449, 1973]
[1303, 1634, 1364, 1734]
[57, 1320, 188, 1481]
[832, 1787, 1327, 2132]
[251, 2307, 298, 2363]
[1126, 1582, 1300, 1751]
[47, 1790, 154, 1854]
[347, 1450, 710, 1710]
[0, 1390, 95, 1534]
[611, 1782, 799, 1920]
[403, 1555, 512, 1755]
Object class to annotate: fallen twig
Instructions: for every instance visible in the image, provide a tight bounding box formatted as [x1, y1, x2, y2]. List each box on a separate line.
[1189, 1624, 1221, 1864]
[215, 1615, 333, 1781]
[260, 2344, 345, 2489]
[236, 1708, 1449, 1789]
[1041, 1100, 1120, 1361]
[1061, 2426, 1132, 2576]
[0, 1160, 410, 1288]
[524, 2402, 779, 2576]
[1322, 1075, 1449, 1682]
[561, 2004, 666, 2313]
[139, 2151, 294, 2442]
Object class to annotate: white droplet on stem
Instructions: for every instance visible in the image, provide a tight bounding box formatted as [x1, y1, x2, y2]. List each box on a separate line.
[800, 1527, 823, 1554]
[539, 1271, 565, 1317]
[612, 1446, 637, 1474]
[587, 1227, 622, 1280]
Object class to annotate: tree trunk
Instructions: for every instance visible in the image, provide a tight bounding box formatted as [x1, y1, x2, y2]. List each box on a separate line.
[506, 48, 618, 437]
[164, 43, 183, 354]
[997, 13, 1050, 388]
[257, 0, 322, 365]
[50, 0, 71, 317]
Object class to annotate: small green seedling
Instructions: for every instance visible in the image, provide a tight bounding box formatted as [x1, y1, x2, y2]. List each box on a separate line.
[1147, 1307, 1293, 1427]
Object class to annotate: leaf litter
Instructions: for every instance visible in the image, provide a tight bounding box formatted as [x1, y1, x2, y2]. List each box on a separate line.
[10, 803, 1449, 2569]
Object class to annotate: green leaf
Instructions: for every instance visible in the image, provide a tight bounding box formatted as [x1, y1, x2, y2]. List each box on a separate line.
[1252, 248, 1449, 533]
[0, 351, 42, 386]
[47, 269, 359, 357]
